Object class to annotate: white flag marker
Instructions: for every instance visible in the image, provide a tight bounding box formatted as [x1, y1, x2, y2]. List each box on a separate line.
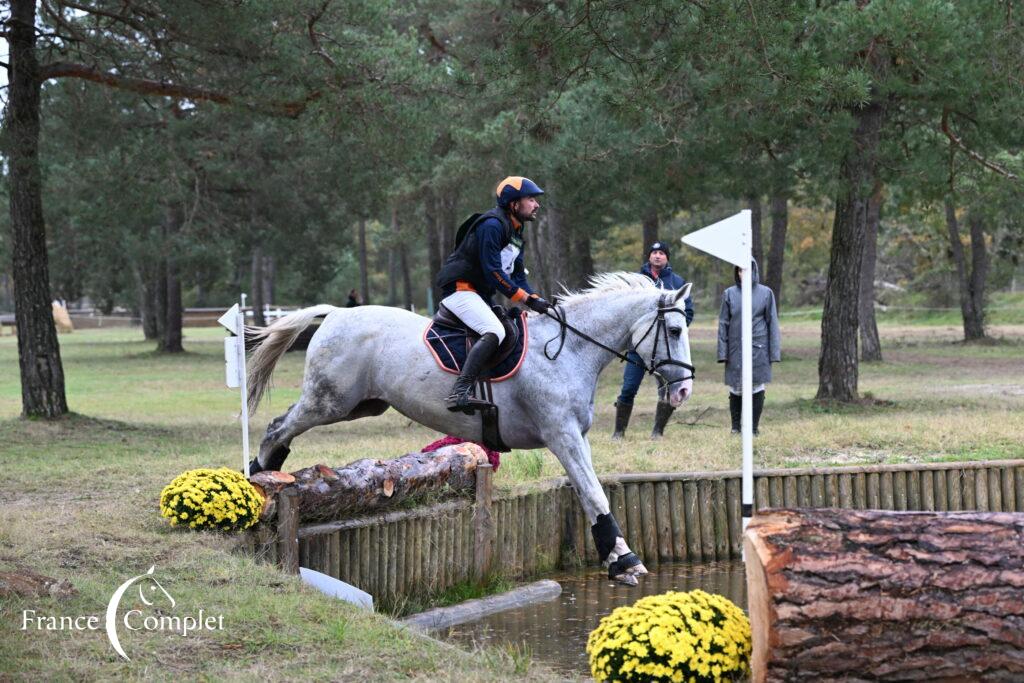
[682, 211, 756, 538]
[218, 299, 251, 477]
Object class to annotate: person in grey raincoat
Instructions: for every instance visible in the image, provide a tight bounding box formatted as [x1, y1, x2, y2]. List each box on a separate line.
[717, 259, 781, 434]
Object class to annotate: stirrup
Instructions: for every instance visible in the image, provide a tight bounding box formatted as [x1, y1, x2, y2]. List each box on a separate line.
[445, 392, 492, 415]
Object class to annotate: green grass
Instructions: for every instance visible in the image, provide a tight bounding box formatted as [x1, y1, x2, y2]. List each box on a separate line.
[1, 318, 1023, 679]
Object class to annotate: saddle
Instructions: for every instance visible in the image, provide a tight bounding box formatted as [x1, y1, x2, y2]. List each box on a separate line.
[423, 305, 529, 453]
[424, 305, 528, 380]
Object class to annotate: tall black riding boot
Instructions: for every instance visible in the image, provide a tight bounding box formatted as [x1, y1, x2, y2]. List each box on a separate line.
[752, 390, 765, 435]
[651, 402, 675, 439]
[446, 333, 500, 414]
[729, 393, 741, 434]
[611, 402, 633, 440]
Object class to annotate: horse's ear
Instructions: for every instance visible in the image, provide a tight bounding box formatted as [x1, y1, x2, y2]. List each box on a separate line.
[675, 283, 692, 302]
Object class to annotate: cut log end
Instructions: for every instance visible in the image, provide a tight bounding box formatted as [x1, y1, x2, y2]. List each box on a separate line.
[745, 508, 1024, 682]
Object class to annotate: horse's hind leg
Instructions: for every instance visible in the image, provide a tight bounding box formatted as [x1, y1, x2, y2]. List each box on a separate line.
[252, 395, 389, 474]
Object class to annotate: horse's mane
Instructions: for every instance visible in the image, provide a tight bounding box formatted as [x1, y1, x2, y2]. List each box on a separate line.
[557, 271, 660, 308]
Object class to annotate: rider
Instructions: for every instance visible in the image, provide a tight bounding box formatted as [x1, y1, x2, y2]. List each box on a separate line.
[612, 241, 694, 439]
[435, 176, 553, 412]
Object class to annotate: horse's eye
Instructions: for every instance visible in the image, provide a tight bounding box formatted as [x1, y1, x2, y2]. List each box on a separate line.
[669, 327, 681, 337]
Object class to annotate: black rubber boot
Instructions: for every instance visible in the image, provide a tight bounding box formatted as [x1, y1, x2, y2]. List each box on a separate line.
[729, 394, 741, 434]
[245, 445, 290, 477]
[446, 333, 500, 414]
[753, 390, 765, 435]
[611, 402, 633, 440]
[651, 402, 675, 439]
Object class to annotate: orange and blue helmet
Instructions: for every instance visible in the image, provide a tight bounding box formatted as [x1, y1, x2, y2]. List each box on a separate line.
[495, 176, 544, 208]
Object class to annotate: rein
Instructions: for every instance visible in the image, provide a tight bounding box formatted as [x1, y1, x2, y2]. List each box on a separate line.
[541, 294, 696, 389]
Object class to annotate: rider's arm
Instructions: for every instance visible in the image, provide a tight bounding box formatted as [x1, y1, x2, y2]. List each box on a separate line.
[477, 220, 529, 302]
[511, 252, 535, 297]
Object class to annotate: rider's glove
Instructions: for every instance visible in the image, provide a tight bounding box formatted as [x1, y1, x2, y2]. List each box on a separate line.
[526, 296, 552, 315]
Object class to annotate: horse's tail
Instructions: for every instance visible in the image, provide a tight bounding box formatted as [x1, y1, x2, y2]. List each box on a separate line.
[245, 304, 338, 416]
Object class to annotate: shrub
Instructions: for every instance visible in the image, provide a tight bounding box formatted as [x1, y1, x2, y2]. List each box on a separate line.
[586, 589, 751, 682]
[159, 467, 263, 531]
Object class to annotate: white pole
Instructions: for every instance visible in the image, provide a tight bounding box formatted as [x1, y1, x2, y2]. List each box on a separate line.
[237, 295, 251, 478]
[741, 265, 753, 533]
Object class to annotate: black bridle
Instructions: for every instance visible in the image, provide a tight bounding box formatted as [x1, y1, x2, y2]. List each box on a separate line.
[542, 293, 696, 391]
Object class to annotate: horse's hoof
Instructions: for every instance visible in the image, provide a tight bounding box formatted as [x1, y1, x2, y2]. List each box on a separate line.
[613, 573, 639, 586]
[627, 563, 649, 576]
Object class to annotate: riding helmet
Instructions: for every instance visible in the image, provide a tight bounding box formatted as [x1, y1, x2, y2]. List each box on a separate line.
[495, 176, 545, 208]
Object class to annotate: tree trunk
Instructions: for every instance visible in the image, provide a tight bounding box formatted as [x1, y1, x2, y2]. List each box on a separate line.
[157, 207, 183, 353]
[399, 243, 413, 310]
[6, 0, 69, 418]
[945, 199, 988, 341]
[356, 217, 370, 305]
[859, 182, 883, 362]
[764, 194, 788, 308]
[569, 214, 594, 289]
[133, 264, 159, 340]
[748, 194, 764, 266]
[745, 508, 1024, 682]
[816, 97, 885, 402]
[425, 196, 442, 310]
[546, 188, 570, 290]
[642, 209, 659, 262]
[527, 214, 553, 296]
[262, 254, 275, 308]
[249, 442, 488, 524]
[250, 245, 266, 327]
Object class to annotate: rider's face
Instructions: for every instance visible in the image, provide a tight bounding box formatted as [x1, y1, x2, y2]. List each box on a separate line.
[513, 196, 541, 222]
[648, 250, 668, 269]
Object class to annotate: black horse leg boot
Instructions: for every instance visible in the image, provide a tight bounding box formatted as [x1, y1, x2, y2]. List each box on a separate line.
[651, 402, 675, 439]
[729, 393, 741, 433]
[446, 332, 500, 414]
[611, 402, 633, 440]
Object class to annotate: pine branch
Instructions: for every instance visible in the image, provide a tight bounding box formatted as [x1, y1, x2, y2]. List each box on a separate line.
[941, 108, 1018, 181]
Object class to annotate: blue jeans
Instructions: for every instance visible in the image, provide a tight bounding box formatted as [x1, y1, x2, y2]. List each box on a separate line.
[616, 351, 646, 406]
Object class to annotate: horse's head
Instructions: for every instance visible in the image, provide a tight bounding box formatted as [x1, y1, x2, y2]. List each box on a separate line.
[630, 283, 695, 407]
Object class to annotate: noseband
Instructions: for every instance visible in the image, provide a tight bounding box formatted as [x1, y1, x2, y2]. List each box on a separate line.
[630, 294, 697, 390]
[542, 294, 696, 389]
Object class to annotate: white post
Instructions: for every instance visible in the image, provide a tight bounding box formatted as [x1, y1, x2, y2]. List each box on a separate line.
[740, 264, 753, 533]
[237, 295, 251, 478]
[680, 210, 754, 545]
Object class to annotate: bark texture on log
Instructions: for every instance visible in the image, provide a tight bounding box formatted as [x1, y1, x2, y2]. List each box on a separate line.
[745, 508, 1024, 682]
[250, 443, 488, 524]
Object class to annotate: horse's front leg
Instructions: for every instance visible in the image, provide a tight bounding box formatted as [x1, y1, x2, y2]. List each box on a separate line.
[545, 428, 648, 585]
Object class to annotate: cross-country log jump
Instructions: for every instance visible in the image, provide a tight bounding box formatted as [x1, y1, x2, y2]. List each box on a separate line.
[244, 272, 694, 585]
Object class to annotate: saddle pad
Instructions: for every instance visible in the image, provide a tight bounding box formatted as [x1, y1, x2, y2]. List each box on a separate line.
[423, 311, 529, 381]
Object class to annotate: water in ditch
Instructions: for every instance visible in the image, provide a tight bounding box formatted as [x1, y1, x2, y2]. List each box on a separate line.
[440, 560, 747, 676]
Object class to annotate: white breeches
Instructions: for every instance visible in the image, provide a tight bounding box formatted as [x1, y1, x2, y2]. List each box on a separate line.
[440, 291, 506, 343]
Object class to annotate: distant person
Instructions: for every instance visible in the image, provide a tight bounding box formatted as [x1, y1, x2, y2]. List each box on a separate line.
[346, 289, 362, 308]
[612, 241, 694, 440]
[718, 259, 781, 435]
[435, 176, 552, 412]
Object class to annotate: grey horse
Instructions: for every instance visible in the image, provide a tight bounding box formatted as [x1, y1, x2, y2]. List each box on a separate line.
[245, 272, 694, 584]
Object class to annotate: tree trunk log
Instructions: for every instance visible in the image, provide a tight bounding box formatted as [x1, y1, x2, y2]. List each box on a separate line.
[745, 508, 1024, 682]
[357, 217, 370, 306]
[642, 209, 659, 262]
[765, 194, 788, 309]
[859, 182, 883, 362]
[816, 95, 885, 402]
[748, 194, 764, 267]
[250, 443, 488, 524]
[944, 199, 988, 340]
[7, 0, 69, 418]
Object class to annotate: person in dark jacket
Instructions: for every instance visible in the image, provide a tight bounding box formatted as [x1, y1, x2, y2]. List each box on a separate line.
[435, 176, 553, 413]
[717, 259, 781, 434]
[612, 241, 694, 440]
[345, 289, 362, 308]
